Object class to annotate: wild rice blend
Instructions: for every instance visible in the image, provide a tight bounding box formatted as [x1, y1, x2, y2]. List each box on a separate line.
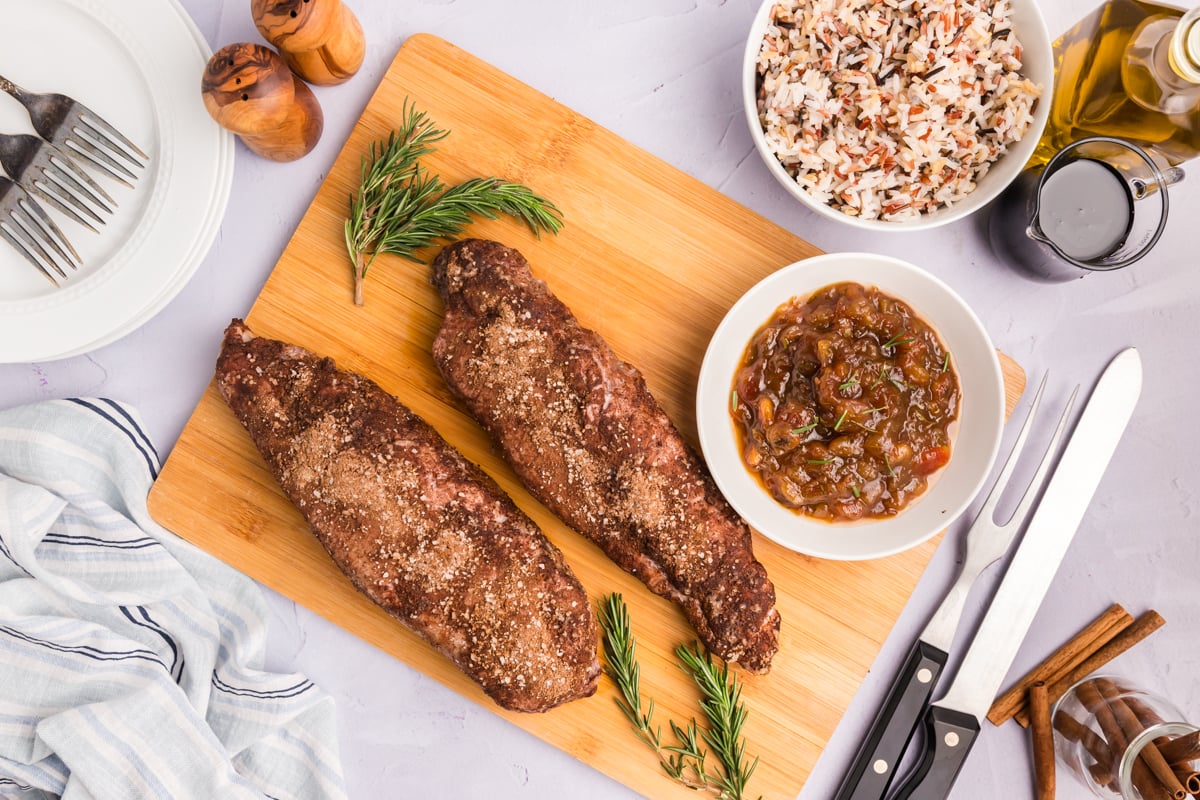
[756, 0, 1041, 221]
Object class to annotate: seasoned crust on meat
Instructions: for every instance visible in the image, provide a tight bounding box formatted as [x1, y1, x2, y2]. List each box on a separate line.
[216, 320, 600, 712]
[431, 240, 780, 672]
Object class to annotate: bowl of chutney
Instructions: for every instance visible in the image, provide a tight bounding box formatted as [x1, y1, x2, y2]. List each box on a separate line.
[696, 252, 1005, 560]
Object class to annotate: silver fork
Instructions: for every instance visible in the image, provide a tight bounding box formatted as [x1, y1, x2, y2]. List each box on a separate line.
[0, 74, 147, 186]
[0, 175, 80, 285]
[917, 373, 1078, 653]
[0, 133, 114, 232]
[834, 372, 1079, 800]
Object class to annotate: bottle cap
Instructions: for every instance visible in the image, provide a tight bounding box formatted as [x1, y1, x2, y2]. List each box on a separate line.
[1170, 7, 1200, 82]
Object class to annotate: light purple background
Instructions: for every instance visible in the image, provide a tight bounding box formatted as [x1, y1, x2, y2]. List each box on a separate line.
[2, 1, 1195, 798]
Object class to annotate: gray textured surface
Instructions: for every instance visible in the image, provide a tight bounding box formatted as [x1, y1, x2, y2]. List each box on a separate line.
[2, 1, 1195, 798]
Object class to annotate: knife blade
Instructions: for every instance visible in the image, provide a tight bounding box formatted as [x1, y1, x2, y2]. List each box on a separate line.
[890, 347, 1142, 800]
[833, 373, 1072, 800]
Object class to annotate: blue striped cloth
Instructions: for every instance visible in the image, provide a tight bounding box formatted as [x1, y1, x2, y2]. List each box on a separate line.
[0, 399, 347, 800]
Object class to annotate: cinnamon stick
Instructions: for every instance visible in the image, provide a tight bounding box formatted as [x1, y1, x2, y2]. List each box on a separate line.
[1161, 731, 1200, 766]
[1053, 678, 1197, 798]
[1087, 760, 1117, 790]
[1126, 695, 1167, 729]
[1015, 610, 1165, 728]
[1054, 708, 1115, 785]
[1132, 756, 1179, 800]
[1030, 681, 1056, 799]
[1095, 678, 1187, 799]
[989, 603, 1133, 727]
[1076, 680, 1129, 759]
[1173, 768, 1200, 795]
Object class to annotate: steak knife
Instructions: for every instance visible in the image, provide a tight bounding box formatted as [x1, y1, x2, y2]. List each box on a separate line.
[834, 374, 1072, 800]
[890, 347, 1142, 800]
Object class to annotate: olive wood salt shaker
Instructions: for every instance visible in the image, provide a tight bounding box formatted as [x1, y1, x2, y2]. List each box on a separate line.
[201, 42, 323, 162]
[251, 0, 365, 86]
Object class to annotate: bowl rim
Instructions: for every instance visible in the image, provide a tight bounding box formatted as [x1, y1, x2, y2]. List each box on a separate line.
[741, 0, 1054, 231]
[696, 252, 1006, 560]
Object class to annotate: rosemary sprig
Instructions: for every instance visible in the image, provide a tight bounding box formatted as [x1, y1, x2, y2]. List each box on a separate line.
[598, 594, 667, 754]
[837, 371, 859, 395]
[677, 644, 762, 800]
[665, 719, 712, 788]
[833, 409, 848, 431]
[599, 595, 709, 790]
[344, 99, 564, 305]
[599, 595, 763, 799]
[791, 421, 819, 436]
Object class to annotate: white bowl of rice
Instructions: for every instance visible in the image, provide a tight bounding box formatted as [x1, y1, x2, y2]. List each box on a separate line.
[744, 0, 1052, 230]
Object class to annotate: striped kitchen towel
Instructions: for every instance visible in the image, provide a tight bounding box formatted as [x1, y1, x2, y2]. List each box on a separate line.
[0, 398, 347, 800]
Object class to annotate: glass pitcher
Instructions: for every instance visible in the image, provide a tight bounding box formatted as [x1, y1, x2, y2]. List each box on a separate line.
[988, 137, 1183, 281]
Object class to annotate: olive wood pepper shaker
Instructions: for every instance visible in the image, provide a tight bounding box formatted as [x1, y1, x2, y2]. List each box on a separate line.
[251, 0, 365, 86]
[201, 42, 324, 162]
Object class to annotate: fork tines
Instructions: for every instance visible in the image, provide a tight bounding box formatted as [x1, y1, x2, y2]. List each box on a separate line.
[0, 176, 80, 285]
[0, 74, 148, 188]
[0, 133, 114, 233]
[0, 76, 150, 284]
[66, 108, 147, 187]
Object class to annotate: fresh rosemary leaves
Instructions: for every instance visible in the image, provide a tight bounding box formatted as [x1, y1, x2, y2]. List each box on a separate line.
[599, 594, 762, 800]
[678, 646, 761, 800]
[598, 594, 667, 757]
[344, 100, 564, 305]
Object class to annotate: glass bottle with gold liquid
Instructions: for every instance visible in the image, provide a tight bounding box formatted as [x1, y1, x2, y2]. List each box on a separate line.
[1037, 0, 1200, 165]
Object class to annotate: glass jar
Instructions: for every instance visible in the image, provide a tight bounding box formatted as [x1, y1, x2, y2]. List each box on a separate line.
[1122, 6, 1200, 115]
[1037, 0, 1200, 166]
[1053, 674, 1200, 799]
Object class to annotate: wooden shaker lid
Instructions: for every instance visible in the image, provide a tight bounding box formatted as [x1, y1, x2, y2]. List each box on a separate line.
[251, 0, 365, 85]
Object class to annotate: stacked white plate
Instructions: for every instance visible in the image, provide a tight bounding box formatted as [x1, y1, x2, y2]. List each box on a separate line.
[0, 0, 233, 362]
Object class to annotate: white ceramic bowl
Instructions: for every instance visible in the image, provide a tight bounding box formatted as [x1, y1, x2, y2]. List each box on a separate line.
[741, 0, 1053, 231]
[696, 253, 1005, 560]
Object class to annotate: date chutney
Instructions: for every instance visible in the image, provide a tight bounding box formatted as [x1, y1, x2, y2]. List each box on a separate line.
[730, 282, 960, 521]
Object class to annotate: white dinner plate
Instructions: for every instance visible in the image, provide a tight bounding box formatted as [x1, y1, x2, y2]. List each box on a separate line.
[0, 0, 233, 363]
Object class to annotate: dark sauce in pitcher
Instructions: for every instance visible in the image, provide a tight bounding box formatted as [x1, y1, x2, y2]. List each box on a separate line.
[988, 157, 1136, 281]
[1036, 159, 1135, 261]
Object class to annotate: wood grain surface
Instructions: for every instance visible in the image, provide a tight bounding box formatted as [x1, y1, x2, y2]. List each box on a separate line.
[201, 42, 324, 162]
[149, 34, 1026, 799]
[251, 0, 365, 86]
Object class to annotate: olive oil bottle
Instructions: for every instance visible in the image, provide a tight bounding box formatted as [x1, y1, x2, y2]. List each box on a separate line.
[1037, 0, 1200, 165]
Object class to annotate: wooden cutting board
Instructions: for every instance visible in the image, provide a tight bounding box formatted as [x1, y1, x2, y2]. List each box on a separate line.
[149, 34, 1025, 800]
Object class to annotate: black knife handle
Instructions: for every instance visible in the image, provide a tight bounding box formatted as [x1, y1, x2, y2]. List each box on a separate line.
[889, 706, 981, 800]
[833, 640, 949, 800]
